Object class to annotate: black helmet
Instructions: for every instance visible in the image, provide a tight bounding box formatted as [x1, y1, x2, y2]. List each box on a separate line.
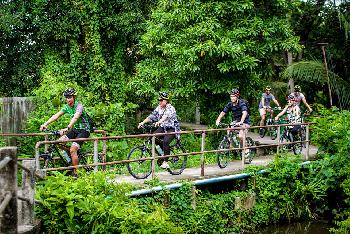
[229, 88, 240, 97]
[287, 94, 295, 101]
[63, 88, 77, 97]
[158, 92, 169, 101]
[294, 85, 301, 92]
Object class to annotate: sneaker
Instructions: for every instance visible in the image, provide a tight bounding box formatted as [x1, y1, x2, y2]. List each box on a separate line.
[160, 161, 170, 169]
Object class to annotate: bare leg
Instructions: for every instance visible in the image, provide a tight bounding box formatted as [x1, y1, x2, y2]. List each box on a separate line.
[70, 145, 79, 175]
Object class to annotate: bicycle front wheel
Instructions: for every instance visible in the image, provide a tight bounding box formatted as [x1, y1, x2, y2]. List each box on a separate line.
[279, 132, 291, 153]
[217, 137, 231, 168]
[167, 143, 187, 175]
[267, 119, 277, 140]
[127, 146, 152, 179]
[291, 134, 303, 155]
[244, 137, 256, 164]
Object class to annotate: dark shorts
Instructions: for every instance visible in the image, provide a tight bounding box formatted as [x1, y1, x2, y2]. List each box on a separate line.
[65, 129, 90, 148]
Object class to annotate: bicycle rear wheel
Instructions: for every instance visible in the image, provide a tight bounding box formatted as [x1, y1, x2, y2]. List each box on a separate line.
[267, 119, 277, 140]
[79, 152, 103, 172]
[167, 143, 187, 175]
[127, 145, 152, 179]
[244, 137, 256, 164]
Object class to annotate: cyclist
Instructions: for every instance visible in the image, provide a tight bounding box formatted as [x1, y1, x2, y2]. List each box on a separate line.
[39, 88, 91, 177]
[215, 88, 250, 144]
[290, 85, 312, 113]
[138, 92, 180, 169]
[258, 86, 281, 133]
[275, 94, 301, 138]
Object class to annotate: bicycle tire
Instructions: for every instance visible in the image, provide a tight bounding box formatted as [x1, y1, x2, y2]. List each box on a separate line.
[259, 127, 266, 138]
[39, 153, 55, 170]
[279, 132, 291, 153]
[127, 145, 152, 179]
[267, 119, 277, 140]
[244, 137, 256, 164]
[167, 143, 187, 175]
[217, 137, 232, 168]
[78, 152, 103, 172]
[290, 134, 303, 155]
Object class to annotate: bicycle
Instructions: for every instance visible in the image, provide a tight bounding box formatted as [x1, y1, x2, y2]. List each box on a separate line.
[127, 124, 187, 179]
[39, 129, 103, 174]
[217, 122, 256, 168]
[278, 120, 303, 155]
[259, 107, 280, 140]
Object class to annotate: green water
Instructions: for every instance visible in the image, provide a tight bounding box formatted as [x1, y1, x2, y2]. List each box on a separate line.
[252, 221, 331, 234]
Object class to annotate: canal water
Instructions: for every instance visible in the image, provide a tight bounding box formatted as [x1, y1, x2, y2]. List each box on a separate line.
[252, 221, 331, 233]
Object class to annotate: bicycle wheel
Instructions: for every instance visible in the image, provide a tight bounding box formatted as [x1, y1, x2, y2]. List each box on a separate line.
[39, 153, 55, 169]
[244, 137, 256, 164]
[79, 152, 103, 172]
[167, 143, 187, 175]
[127, 145, 152, 179]
[217, 137, 231, 168]
[267, 119, 277, 140]
[259, 127, 266, 138]
[279, 132, 291, 153]
[291, 134, 303, 155]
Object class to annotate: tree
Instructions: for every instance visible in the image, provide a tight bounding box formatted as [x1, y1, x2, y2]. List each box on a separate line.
[132, 0, 301, 102]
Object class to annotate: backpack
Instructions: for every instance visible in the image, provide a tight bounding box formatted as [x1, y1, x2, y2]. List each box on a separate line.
[84, 112, 96, 132]
[240, 99, 250, 113]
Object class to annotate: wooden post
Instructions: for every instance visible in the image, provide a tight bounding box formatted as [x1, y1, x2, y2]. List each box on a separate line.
[191, 186, 196, 210]
[18, 160, 35, 226]
[200, 131, 205, 176]
[0, 147, 18, 234]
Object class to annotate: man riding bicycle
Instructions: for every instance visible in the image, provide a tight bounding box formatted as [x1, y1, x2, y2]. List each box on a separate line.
[215, 88, 250, 144]
[258, 86, 281, 134]
[290, 85, 312, 113]
[275, 94, 301, 138]
[138, 92, 180, 169]
[39, 88, 92, 177]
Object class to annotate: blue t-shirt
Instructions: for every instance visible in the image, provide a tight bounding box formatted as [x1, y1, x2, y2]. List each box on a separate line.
[259, 93, 275, 109]
[222, 100, 250, 124]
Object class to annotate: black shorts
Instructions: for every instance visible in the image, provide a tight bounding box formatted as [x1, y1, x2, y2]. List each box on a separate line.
[65, 129, 90, 147]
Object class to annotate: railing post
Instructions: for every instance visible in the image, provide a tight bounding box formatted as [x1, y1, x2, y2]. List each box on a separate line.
[306, 124, 310, 160]
[200, 131, 206, 177]
[277, 125, 281, 153]
[102, 131, 107, 170]
[151, 136, 156, 179]
[241, 128, 246, 168]
[0, 147, 18, 234]
[94, 139, 99, 172]
[18, 160, 35, 226]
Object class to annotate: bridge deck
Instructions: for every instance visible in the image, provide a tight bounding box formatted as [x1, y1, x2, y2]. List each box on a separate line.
[114, 131, 318, 185]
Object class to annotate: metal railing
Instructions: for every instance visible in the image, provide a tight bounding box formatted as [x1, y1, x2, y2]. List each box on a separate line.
[32, 122, 312, 179]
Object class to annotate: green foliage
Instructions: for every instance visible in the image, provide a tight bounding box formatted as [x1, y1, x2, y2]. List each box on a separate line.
[36, 172, 181, 233]
[131, 0, 301, 117]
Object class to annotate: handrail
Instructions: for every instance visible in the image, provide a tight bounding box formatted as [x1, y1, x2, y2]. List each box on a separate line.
[0, 156, 11, 170]
[0, 192, 12, 217]
[33, 122, 313, 178]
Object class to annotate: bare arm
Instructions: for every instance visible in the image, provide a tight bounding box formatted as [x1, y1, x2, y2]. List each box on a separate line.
[239, 111, 248, 124]
[40, 111, 64, 131]
[67, 112, 82, 129]
[302, 97, 312, 112]
[138, 117, 152, 128]
[275, 106, 287, 120]
[216, 112, 226, 126]
[273, 99, 280, 107]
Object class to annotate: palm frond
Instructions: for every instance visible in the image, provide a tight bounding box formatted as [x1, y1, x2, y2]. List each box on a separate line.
[282, 61, 350, 109]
